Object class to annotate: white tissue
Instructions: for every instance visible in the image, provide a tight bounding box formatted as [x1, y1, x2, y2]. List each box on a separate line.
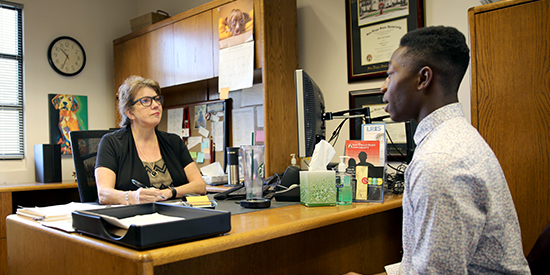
[309, 140, 336, 171]
[200, 162, 224, 176]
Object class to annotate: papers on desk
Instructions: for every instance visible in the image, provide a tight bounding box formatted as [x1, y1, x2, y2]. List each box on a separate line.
[17, 202, 108, 233]
[16, 202, 105, 222]
[75, 210, 185, 230]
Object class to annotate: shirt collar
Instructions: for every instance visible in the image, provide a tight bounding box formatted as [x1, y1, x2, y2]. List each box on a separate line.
[413, 103, 465, 146]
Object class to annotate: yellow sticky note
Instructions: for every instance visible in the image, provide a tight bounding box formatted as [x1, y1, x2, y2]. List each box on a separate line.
[220, 87, 229, 100]
[186, 196, 211, 206]
[190, 151, 197, 158]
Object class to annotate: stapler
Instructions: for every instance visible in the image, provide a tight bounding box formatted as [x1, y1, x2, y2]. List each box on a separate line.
[275, 165, 301, 202]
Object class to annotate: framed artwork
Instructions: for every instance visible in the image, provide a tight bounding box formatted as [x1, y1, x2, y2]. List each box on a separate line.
[48, 94, 88, 155]
[349, 89, 416, 162]
[346, 0, 424, 82]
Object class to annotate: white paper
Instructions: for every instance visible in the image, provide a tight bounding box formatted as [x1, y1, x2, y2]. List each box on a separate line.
[241, 84, 264, 106]
[200, 162, 225, 176]
[219, 41, 254, 91]
[212, 121, 224, 151]
[117, 213, 185, 229]
[187, 136, 202, 150]
[167, 108, 184, 138]
[360, 19, 407, 66]
[232, 107, 255, 146]
[211, 113, 220, 122]
[256, 106, 264, 128]
[198, 126, 210, 138]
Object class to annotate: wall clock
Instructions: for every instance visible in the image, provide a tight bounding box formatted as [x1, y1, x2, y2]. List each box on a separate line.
[47, 36, 86, 76]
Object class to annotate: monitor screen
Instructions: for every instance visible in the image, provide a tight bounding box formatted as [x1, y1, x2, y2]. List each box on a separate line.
[295, 69, 326, 158]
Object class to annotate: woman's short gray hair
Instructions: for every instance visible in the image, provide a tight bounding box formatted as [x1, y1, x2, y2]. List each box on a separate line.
[117, 76, 161, 127]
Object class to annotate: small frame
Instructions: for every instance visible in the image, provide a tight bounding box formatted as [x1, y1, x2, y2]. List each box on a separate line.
[346, 0, 424, 82]
[349, 89, 416, 162]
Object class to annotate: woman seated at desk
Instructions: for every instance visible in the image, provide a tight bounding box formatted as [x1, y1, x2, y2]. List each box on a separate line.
[95, 76, 206, 205]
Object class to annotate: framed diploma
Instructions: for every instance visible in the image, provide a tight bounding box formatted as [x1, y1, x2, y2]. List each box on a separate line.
[346, 0, 424, 82]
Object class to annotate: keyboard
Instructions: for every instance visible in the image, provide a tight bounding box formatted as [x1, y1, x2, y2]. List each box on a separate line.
[214, 184, 272, 200]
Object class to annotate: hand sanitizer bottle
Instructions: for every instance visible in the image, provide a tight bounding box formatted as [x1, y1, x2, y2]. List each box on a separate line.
[336, 156, 352, 205]
[290, 154, 299, 168]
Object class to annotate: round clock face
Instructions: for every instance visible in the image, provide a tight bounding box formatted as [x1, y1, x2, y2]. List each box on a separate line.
[47, 36, 86, 76]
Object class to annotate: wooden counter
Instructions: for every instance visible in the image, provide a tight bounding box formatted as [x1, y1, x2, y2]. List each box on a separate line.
[0, 181, 79, 275]
[7, 195, 403, 275]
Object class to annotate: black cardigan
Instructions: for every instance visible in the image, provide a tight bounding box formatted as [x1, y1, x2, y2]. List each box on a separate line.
[95, 126, 194, 191]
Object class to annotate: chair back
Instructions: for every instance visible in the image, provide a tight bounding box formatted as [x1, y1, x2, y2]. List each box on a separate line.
[527, 221, 550, 275]
[70, 130, 112, 202]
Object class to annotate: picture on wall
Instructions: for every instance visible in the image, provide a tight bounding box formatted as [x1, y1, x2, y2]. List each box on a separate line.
[48, 94, 88, 155]
[218, 0, 254, 49]
[346, 0, 424, 82]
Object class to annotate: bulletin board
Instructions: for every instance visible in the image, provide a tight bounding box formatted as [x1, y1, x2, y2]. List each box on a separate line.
[161, 99, 232, 170]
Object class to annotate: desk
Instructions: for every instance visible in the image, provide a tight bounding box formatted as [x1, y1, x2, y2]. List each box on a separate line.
[7, 195, 403, 275]
[0, 181, 79, 275]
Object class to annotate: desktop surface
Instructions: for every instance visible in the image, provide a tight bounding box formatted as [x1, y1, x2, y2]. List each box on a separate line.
[7, 195, 403, 275]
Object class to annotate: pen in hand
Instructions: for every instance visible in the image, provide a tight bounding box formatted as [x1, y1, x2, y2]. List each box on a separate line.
[131, 179, 166, 200]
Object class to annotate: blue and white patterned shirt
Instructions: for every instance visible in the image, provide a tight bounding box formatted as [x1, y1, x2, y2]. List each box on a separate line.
[400, 103, 530, 274]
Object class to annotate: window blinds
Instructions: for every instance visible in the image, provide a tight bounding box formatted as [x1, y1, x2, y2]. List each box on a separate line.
[0, 1, 24, 160]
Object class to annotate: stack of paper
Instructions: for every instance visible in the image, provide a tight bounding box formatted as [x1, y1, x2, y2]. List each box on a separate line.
[16, 202, 105, 222]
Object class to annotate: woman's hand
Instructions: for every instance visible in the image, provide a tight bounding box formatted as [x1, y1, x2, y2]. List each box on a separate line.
[132, 188, 165, 204]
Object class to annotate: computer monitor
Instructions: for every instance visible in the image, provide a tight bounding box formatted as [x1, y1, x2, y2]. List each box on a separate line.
[294, 69, 326, 158]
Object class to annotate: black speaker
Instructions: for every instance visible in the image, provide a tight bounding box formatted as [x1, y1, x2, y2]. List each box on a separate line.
[34, 144, 62, 183]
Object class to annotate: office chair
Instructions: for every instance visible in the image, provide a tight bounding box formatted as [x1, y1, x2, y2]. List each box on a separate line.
[69, 130, 112, 203]
[527, 221, 550, 275]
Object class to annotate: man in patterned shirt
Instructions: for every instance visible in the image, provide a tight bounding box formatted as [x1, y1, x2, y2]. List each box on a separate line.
[379, 26, 530, 274]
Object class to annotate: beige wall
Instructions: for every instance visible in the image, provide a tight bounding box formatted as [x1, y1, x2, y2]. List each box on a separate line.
[0, 0, 484, 183]
[297, 0, 482, 160]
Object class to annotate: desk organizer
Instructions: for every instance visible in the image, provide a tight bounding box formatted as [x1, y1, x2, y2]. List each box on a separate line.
[72, 202, 231, 250]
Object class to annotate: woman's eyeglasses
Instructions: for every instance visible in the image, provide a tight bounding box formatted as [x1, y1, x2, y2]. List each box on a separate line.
[132, 95, 164, 107]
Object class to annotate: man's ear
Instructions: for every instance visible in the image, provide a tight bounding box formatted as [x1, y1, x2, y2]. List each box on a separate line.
[417, 66, 433, 90]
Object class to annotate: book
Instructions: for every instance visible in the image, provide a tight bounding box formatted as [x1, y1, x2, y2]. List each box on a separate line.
[361, 123, 386, 166]
[344, 139, 382, 167]
[345, 123, 387, 203]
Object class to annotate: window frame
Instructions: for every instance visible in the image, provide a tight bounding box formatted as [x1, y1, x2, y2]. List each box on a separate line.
[0, 0, 24, 160]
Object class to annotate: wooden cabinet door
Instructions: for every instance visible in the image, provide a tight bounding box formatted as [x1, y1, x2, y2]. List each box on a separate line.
[469, 0, 550, 254]
[113, 25, 174, 126]
[173, 11, 214, 84]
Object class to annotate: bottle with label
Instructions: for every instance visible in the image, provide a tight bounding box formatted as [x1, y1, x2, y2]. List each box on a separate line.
[290, 154, 299, 168]
[336, 156, 353, 205]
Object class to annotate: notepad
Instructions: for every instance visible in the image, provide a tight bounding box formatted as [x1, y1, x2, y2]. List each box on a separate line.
[185, 195, 212, 206]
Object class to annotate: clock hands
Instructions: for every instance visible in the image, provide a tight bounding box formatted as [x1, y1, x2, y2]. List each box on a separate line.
[59, 46, 69, 59]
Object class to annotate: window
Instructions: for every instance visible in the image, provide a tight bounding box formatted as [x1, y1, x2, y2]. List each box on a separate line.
[0, 1, 23, 160]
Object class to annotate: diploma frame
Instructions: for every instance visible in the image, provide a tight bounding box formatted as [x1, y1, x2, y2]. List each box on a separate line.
[346, 0, 424, 82]
[349, 89, 417, 162]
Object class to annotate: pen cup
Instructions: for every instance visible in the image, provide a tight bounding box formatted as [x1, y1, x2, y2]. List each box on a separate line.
[240, 145, 265, 200]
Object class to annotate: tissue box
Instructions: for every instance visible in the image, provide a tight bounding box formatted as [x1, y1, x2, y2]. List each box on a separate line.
[202, 174, 228, 185]
[299, 171, 336, 207]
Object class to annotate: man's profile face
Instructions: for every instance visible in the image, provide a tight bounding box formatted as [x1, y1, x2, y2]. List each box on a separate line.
[381, 46, 421, 123]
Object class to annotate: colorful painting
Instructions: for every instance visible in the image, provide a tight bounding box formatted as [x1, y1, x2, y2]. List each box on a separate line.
[48, 94, 88, 155]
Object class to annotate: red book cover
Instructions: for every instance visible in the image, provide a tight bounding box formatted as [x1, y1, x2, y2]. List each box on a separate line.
[344, 140, 381, 167]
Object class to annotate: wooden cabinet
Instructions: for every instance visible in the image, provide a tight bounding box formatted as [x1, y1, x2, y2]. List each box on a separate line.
[173, 11, 214, 85]
[113, 0, 298, 175]
[468, 0, 550, 255]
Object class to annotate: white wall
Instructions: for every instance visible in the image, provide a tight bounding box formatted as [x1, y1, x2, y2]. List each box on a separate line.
[296, 0, 482, 161]
[0, 0, 136, 183]
[0, 0, 484, 183]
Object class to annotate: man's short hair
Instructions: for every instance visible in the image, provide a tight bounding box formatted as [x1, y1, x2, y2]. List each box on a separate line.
[399, 26, 470, 93]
